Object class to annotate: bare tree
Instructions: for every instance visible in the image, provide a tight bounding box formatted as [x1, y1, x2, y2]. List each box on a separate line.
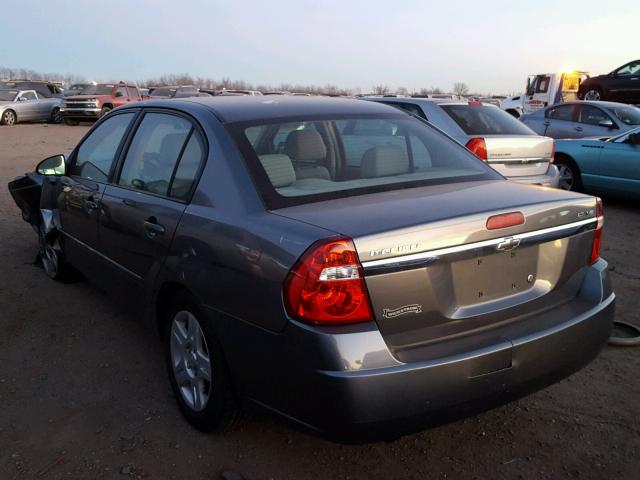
[453, 82, 470, 97]
[372, 85, 390, 95]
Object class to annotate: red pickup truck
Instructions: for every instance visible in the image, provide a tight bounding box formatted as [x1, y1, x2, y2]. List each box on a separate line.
[61, 81, 142, 124]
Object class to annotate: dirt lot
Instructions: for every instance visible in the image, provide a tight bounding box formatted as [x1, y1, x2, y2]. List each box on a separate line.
[1, 124, 639, 480]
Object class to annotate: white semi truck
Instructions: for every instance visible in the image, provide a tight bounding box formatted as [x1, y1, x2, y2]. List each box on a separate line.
[501, 71, 589, 118]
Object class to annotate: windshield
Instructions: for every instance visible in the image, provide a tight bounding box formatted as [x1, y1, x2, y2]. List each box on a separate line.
[150, 87, 177, 97]
[0, 90, 18, 101]
[441, 104, 536, 135]
[609, 125, 640, 142]
[79, 84, 114, 95]
[228, 114, 501, 209]
[609, 105, 640, 126]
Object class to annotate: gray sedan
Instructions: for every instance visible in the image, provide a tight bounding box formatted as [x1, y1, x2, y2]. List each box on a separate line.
[0, 89, 62, 125]
[8, 97, 614, 441]
[521, 101, 640, 139]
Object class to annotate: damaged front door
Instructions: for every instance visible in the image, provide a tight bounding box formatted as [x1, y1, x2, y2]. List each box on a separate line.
[54, 112, 136, 276]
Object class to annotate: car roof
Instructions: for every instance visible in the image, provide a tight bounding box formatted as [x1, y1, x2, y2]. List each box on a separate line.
[364, 96, 498, 108]
[554, 101, 636, 109]
[135, 95, 403, 123]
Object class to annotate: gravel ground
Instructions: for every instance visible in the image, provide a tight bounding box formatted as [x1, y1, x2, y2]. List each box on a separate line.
[1, 124, 639, 480]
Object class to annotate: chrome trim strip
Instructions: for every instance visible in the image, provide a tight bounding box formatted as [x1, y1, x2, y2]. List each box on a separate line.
[58, 229, 143, 280]
[488, 157, 549, 165]
[361, 217, 597, 270]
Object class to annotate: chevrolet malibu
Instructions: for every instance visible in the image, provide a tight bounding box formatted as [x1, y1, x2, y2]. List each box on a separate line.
[8, 97, 614, 441]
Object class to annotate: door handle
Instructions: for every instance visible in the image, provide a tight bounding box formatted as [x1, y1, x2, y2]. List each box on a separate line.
[85, 196, 100, 211]
[143, 218, 166, 238]
[574, 126, 583, 132]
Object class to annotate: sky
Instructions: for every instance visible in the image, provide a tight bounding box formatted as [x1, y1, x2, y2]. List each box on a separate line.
[3, 0, 639, 94]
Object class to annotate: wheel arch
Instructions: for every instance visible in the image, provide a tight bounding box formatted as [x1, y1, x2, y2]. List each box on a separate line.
[154, 281, 195, 339]
[505, 108, 520, 118]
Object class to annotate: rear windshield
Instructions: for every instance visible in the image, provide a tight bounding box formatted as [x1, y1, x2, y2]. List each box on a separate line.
[441, 104, 535, 135]
[228, 114, 501, 209]
[609, 105, 640, 126]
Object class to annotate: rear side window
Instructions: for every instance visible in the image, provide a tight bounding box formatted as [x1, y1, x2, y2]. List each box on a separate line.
[170, 132, 205, 199]
[440, 105, 534, 135]
[546, 104, 576, 121]
[578, 105, 610, 125]
[72, 113, 136, 182]
[118, 112, 200, 198]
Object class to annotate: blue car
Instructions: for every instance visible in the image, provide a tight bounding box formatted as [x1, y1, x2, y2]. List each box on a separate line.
[521, 101, 640, 139]
[554, 126, 640, 195]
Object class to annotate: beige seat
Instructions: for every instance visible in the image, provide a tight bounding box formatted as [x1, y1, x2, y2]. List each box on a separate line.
[283, 130, 331, 180]
[361, 145, 410, 178]
[258, 154, 296, 187]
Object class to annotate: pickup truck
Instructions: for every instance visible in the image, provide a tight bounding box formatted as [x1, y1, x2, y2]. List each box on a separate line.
[60, 82, 142, 124]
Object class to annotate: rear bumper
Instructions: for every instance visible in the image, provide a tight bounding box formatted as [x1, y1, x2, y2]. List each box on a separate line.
[216, 259, 614, 442]
[509, 164, 561, 188]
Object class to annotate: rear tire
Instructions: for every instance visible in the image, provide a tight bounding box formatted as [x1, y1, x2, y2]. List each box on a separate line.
[555, 158, 583, 191]
[164, 291, 239, 432]
[64, 118, 79, 126]
[1, 109, 17, 125]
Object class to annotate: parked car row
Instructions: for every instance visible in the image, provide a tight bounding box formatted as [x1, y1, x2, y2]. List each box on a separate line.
[8, 96, 613, 441]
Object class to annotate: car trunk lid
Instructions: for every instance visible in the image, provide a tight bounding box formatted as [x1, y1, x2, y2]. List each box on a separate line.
[484, 135, 553, 178]
[274, 180, 598, 359]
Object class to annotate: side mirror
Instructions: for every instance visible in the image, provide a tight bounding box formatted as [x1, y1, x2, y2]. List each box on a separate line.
[36, 155, 66, 176]
[598, 119, 615, 128]
[115, 91, 123, 97]
[18, 96, 28, 102]
[628, 132, 640, 145]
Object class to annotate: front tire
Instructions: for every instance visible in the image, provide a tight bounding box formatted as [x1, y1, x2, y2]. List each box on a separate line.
[164, 292, 239, 432]
[582, 87, 603, 101]
[1, 109, 17, 125]
[50, 107, 62, 124]
[100, 106, 112, 117]
[38, 226, 72, 280]
[555, 158, 583, 191]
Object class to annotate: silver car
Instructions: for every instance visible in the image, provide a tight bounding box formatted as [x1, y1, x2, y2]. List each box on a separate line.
[365, 97, 561, 187]
[520, 101, 640, 139]
[0, 89, 63, 125]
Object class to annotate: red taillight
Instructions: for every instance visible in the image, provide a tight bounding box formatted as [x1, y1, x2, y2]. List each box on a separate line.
[284, 236, 373, 325]
[550, 141, 555, 164]
[468, 101, 482, 106]
[486, 211, 525, 230]
[466, 137, 487, 161]
[590, 197, 604, 264]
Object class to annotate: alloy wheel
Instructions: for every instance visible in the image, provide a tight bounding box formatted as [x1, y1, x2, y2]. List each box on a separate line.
[557, 164, 574, 190]
[170, 311, 212, 412]
[584, 89, 601, 101]
[3, 110, 16, 125]
[52, 108, 62, 123]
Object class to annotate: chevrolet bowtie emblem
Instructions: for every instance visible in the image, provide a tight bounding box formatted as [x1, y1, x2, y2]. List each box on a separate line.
[496, 236, 521, 252]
